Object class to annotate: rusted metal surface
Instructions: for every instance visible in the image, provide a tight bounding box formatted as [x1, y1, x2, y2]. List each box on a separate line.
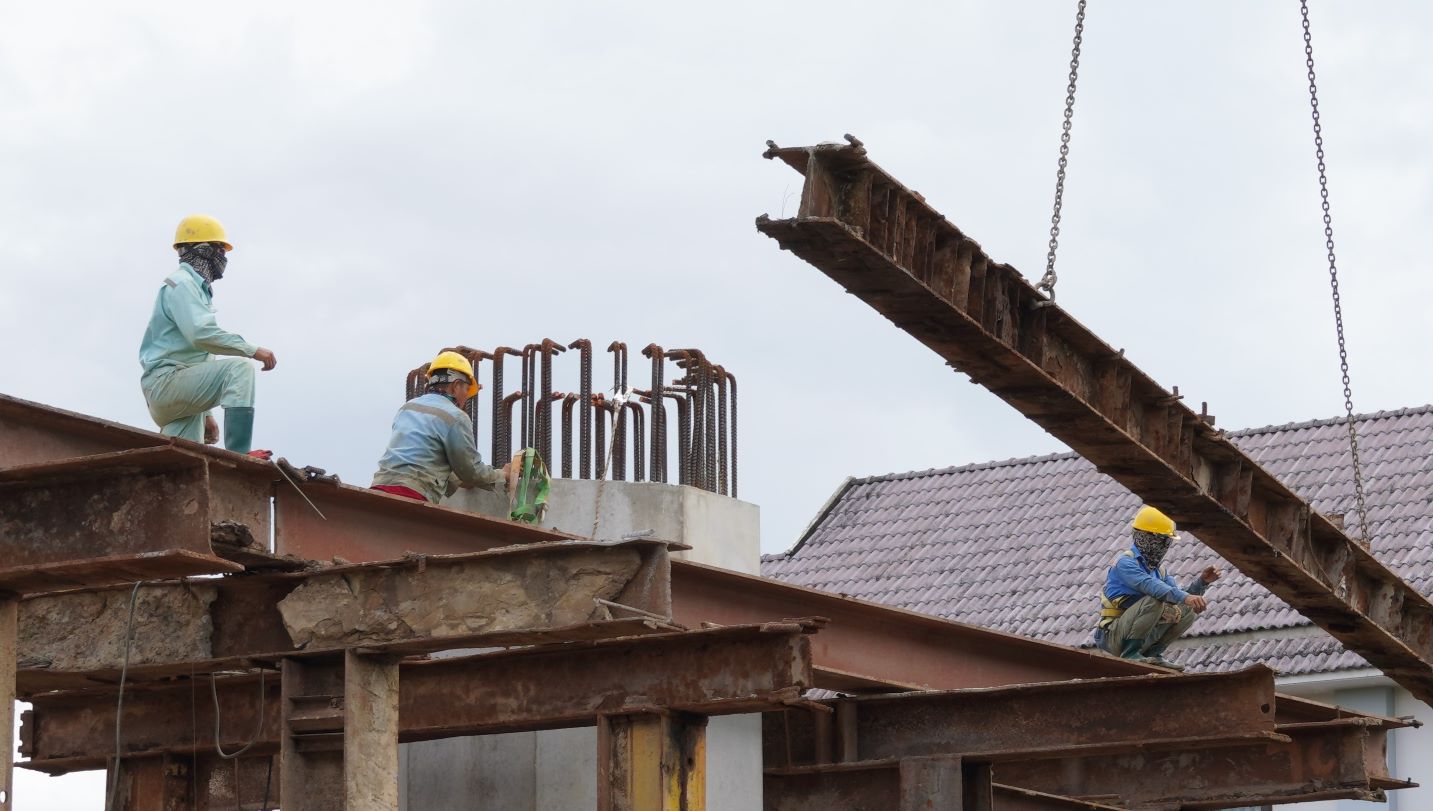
[990, 785, 1122, 811]
[107, 754, 195, 811]
[400, 340, 738, 494]
[995, 718, 1407, 809]
[766, 668, 1279, 768]
[758, 138, 1433, 703]
[0, 447, 242, 592]
[22, 622, 816, 772]
[598, 713, 706, 811]
[765, 757, 992, 811]
[0, 393, 164, 467]
[18, 539, 674, 692]
[280, 657, 342, 811]
[671, 560, 1148, 691]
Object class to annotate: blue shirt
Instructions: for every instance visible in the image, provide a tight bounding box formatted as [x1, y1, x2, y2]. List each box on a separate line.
[1103, 545, 1193, 606]
[139, 264, 257, 382]
[371, 393, 504, 502]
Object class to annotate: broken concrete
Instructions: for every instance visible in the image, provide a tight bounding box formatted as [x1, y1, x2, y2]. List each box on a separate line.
[18, 583, 216, 671]
[277, 546, 645, 649]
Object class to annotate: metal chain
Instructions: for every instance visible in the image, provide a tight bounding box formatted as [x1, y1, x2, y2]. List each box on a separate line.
[1301, 0, 1372, 544]
[1038, 0, 1088, 302]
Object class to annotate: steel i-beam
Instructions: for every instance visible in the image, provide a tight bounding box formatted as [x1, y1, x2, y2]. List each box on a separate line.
[757, 138, 1433, 703]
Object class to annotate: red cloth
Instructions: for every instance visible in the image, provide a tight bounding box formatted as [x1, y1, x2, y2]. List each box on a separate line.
[370, 484, 428, 502]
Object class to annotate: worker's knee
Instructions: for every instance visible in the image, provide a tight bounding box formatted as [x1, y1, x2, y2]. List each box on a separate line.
[217, 359, 256, 408]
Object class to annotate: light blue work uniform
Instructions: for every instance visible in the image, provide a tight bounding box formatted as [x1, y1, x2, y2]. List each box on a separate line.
[371, 393, 505, 502]
[1093, 545, 1209, 653]
[138, 263, 258, 441]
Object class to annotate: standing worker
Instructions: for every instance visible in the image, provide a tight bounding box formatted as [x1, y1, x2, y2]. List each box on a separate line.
[371, 350, 507, 502]
[139, 215, 277, 454]
[1093, 505, 1223, 669]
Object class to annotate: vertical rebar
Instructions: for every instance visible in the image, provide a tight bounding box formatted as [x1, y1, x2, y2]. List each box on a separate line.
[626, 401, 646, 482]
[560, 394, 577, 479]
[501, 391, 525, 465]
[715, 365, 728, 496]
[538, 339, 565, 464]
[593, 394, 608, 480]
[612, 397, 627, 482]
[569, 339, 593, 479]
[725, 370, 738, 498]
[643, 344, 666, 483]
[519, 345, 537, 450]
[664, 387, 692, 486]
[491, 347, 519, 462]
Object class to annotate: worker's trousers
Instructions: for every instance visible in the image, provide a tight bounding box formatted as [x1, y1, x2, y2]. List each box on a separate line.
[141, 359, 255, 441]
[1102, 595, 1197, 657]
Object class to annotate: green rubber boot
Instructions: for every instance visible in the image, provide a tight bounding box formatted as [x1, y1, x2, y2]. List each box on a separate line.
[223, 407, 255, 454]
[1144, 644, 1185, 671]
[1118, 639, 1149, 662]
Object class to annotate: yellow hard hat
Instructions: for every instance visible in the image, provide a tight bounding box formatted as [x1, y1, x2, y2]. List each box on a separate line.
[1131, 505, 1178, 538]
[428, 351, 479, 398]
[174, 215, 233, 251]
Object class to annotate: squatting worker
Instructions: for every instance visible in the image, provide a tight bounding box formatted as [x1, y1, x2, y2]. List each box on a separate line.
[139, 215, 278, 454]
[1093, 505, 1223, 669]
[370, 351, 508, 502]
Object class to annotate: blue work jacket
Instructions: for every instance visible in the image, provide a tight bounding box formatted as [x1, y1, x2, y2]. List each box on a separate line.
[371, 393, 504, 502]
[139, 263, 256, 383]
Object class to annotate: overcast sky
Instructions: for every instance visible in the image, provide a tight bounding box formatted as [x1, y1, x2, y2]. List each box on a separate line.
[4, 1, 1431, 806]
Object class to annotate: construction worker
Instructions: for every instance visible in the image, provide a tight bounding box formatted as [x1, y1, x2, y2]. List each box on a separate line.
[370, 351, 507, 502]
[1093, 505, 1223, 669]
[139, 215, 277, 454]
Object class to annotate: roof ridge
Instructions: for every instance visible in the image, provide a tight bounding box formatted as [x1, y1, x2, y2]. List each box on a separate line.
[855, 449, 1083, 485]
[857, 404, 1433, 484]
[1225, 403, 1433, 438]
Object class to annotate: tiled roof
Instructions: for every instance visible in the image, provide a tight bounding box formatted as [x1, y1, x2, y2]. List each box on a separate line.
[762, 406, 1433, 675]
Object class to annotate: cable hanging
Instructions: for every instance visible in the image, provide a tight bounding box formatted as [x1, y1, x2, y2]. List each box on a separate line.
[1300, 0, 1373, 544]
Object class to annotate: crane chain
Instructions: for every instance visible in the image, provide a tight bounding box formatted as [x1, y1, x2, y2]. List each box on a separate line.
[1038, 0, 1088, 303]
[1301, 0, 1372, 544]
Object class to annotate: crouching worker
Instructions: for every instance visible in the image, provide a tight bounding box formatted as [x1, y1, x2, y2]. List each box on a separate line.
[139, 215, 277, 455]
[371, 351, 506, 502]
[1093, 505, 1222, 669]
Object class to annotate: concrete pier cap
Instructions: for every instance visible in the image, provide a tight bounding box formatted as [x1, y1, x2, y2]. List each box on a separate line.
[399, 477, 763, 810]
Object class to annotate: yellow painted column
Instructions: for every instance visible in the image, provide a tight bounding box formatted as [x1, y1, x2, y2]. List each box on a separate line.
[599, 713, 707, 811]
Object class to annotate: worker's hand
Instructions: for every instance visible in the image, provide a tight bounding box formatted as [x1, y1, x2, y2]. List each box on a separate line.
[253, 347, 278, 371]
[1184, 594, 1208, 613]
[204, 415, 219, 444]
[1201, 565, 1223, 584]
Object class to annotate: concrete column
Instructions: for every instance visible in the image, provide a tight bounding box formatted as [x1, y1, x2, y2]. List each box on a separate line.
[345, 652, 400, 811]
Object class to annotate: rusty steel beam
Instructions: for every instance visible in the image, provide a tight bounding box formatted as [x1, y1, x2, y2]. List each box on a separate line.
[766, 758, 993, 811]
[0, 447, 243, 592]
[671, 560, 1149, 691]
[21, 622, 815, 772]
[757, 138, 1433, 703]
[994, 718, 1408, 809]
[990, 785, 1122, 811]
[0, 394, 1400, 728]
[17, 538, 673, 694]
[765, 668, 1279, 768]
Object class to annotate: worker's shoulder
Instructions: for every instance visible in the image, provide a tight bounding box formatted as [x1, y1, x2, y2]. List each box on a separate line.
[402, 394, 469, 426]
[161, 265, 202, 292]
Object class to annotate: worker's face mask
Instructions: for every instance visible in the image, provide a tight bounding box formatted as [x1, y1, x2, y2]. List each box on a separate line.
[1132, 529, 1173, 567]
[180, 242, 228, 283]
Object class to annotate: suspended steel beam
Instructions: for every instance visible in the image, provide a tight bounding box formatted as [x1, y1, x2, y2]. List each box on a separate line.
[21, 622, 815, 773]
[757, 138, 1433, 703]
[994, 718, 1410, 809]
[764, 668, 1280, 768]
